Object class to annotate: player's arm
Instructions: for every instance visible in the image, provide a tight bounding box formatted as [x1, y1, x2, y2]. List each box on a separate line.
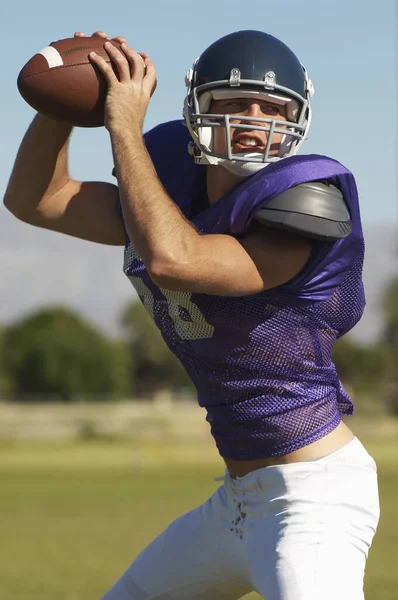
[85, 41, 311, 294]
[111, 127, 311, 296]
[3, 113, 124, 245]
[151, 225, 312, 296]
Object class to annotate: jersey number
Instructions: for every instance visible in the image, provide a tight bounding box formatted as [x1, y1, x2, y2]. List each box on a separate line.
[128, 276, 215, 341]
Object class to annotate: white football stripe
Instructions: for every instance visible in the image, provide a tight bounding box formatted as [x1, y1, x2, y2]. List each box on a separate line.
[38, 46, 64, 69]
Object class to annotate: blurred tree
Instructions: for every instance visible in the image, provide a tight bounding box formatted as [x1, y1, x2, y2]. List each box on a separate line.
[333, 336, 391, 395]
[333, 276, 398, 413]
[120, 300, 194, 396]
[0, 327, 13, 395]
[381, 277, 398, 413]
[383, 277, 398, 349]
[3, 307, 129, 401]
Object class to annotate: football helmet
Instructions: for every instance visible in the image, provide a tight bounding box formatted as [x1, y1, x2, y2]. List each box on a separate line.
[183, 30, 314, 176]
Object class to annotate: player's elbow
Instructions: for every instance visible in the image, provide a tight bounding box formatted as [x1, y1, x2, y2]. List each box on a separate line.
[3, 195, 43, 228]
[148, 257, 195, 292]
[3, 189, 16, 212]
[3, 193, 29, 222]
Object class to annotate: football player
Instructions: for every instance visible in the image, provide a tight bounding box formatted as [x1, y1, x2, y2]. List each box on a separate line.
[4, 29, 380, 600]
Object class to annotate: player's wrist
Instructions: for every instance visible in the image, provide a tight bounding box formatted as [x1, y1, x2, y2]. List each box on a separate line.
[109, 123, 144, 146]
[34, 112, 73, 131]
[32, 115, 74, 148]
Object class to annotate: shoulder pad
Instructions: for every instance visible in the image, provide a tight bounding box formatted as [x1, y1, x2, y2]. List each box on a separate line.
[254, 180, 352, 240]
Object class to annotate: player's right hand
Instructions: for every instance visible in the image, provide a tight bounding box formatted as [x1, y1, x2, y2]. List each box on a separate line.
[74, 30, 128, 45]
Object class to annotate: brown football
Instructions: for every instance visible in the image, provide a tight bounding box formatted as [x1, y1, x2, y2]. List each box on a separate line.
[17, 37, 121, 127]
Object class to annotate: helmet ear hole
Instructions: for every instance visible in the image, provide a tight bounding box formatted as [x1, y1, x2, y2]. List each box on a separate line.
[200, 122, 214, 152]
[286, 101, 300, 122]
[198, 91, 213, 114]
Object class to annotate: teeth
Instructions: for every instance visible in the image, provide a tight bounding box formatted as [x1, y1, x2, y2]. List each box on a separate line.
[238, 138, 260, 146]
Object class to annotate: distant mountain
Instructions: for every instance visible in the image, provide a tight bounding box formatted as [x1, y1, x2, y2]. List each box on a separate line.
[359, 222, 397, 341]
[1, 207, 396, 344]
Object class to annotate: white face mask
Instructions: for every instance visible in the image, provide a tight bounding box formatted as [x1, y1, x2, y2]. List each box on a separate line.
[184, 85, 313, 175]
[200, 123, 295, 178]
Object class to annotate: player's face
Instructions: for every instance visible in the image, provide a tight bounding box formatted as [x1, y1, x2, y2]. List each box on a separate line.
[209, 98, 288, 157]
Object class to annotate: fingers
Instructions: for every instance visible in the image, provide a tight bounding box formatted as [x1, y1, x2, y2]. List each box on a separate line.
[88, 50, 118, 86]
[91, 31, 109, 38]
[74, 30, 114, 39]
[119, 45, 157, 95]
[89, 40, 156, 94]
[141, 57, 157, 97]
[104, 41, 131, 83]
[120, 43, 146, 80]
[111, 36, 128, 45]
[100, 42, 151, 84]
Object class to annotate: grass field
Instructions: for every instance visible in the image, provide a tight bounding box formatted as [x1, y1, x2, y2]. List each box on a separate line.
[0, 437, 397, 600]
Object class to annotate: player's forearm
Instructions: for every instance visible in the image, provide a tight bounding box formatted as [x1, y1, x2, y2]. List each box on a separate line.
[3, 114, 73, 218]
[111, 129, 200, 275]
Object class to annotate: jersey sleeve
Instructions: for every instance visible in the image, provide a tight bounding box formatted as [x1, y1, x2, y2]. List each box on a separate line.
[268, 172, 365, 303]
[270, 234, 364, 303]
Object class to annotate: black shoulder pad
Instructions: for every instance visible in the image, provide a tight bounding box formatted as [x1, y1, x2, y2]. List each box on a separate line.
[254, 181, 352, 240]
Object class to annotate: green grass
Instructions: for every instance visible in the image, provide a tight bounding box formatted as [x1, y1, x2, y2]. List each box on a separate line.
[0, 439, 397, 599]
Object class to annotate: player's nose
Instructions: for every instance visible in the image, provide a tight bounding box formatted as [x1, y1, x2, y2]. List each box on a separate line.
[244, 102, 266, 124]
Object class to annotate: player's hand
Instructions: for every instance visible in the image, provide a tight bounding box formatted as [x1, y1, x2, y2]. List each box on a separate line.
[74, 30, 128, 45]
[87, 40, 157, 134]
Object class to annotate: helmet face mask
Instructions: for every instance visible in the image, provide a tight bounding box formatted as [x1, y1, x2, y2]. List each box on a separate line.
[183, 31, 314, 174]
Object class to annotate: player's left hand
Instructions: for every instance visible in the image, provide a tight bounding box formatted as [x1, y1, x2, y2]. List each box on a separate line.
[88, 41, 157, 133]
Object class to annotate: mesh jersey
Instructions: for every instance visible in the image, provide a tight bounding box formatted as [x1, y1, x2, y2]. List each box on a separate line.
[119, 120, 365, 460]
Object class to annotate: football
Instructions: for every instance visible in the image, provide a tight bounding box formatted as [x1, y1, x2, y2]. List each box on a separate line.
[17, 37, 122, 127]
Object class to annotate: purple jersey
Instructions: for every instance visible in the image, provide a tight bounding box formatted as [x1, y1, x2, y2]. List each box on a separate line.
[119, 120, 365, 460]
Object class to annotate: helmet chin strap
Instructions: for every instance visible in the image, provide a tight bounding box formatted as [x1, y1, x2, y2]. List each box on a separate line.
[220, 156, 271, 178]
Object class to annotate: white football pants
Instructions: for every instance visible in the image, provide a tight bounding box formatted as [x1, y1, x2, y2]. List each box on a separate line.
[101, 437, 380, 600]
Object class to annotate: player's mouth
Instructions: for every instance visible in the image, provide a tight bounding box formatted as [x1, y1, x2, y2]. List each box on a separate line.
[232, 134, 266, 153]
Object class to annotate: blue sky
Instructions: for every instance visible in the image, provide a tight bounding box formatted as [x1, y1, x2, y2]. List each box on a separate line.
[1, 0, 396, 225]
[0, 0, 396, 343]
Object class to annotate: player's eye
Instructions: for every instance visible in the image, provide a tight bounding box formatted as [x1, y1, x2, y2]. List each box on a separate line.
[261, 104, 281, 115]
[224, 101, 244, 111]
